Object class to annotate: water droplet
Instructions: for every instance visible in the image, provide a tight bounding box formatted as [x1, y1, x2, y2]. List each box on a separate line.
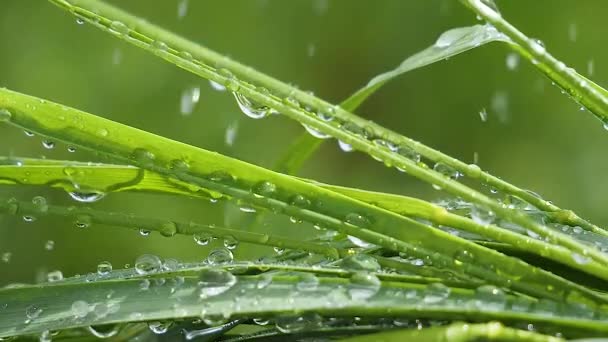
[67, 146, 77, 153]
[86, 325, 121, 338]
[338, 140, 354, 152]
[177, 0, 188, 19]
[273, 246, 285, 254]
[42, 140, 55, 149]
[32, 196, 48, 213]
[435, 28, 462, 48]
[223, 235, 239, 250]
[160, 221, 178, 237]
[505, 52, 519, 70]
[148, 321, 172, 334]
[97, 261, 113, 276]
[295, 272, 319, 291]
[44, 240, 55, 251]
[68, 191, 105, 203]
[75, 214, 92, 228]
[180, 86, 200, 115]
[339, 254, 381, 272]
[233, 92, 270, 119]
[0, 108, 13, 121]
[347, 272, 381, 301]
[572, 253, 590, 265]
[239, 206, 257, 213]
[252, 181, 277, 198]
[26, 304, 43, 322]
[207, 247, 233, 264]
[347, 235, 375, 248]
[151, 40, 169, 52]
[345, 213, 371, 228]
[109, 21, 129, 35]
[253, 318, 270, 325]
[134, 254, 162, 275]
[23, 215, 36, 223]
[531, 38, 546, 55]
[198, 268, 237, 299]
[76, 17, 84, 25]
[479, 108, 488, 122]
[433, 162, 461, 179]
[1, 252, 12, 263]
[289, 194, 311, 208]
[209, 80, 226, 92]
[423, 283, 450, 304]
[71, 300, 89, 318]
[302, 123, 330, 139]
[470, 206, 495, 225]
[47, 270, 63, 282]
[474, 285, 506, 310]
[139, 228, 151, 237]
[24, 130, 34, 137]
[194, 233, 212, 246]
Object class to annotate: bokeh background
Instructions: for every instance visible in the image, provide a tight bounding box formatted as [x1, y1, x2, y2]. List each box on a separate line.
[0, 0, 606, 285]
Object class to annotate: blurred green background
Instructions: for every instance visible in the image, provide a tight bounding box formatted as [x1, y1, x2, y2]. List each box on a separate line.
[1, 0, 606, 285]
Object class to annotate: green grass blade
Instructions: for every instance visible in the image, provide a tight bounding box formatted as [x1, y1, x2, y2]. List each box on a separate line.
[3, 159, 606, 283]
[341, 24, 508, 110]
[0, 88, 603, 305]
[341, 322, 563, 342]
[43, 0, 608, 265]
[460, 0, 608, 126]
[0, 271, 605, 339]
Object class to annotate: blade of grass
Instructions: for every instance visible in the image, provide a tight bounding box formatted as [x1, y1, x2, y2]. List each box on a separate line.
[3, 159, 607, 283]
[0, 271, 605, 339]
[341, 322, 563, 342]
[460, 0, 608, 126]
[44, 0, 608, 265]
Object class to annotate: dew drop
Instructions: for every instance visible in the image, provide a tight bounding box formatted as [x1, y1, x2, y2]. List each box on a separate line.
[23, 215, 36, 223]
[470, 206, 496, 225]
[347, 235, 375, 248]
[160, 221, 178, 237]
[233, 92, 270, 119]
[252, 181, 277, 198]
[1, 252, 11, 263]
[68, 191, 105, 203]
[25, 304, 43, 322]
[24, 130, 34, 137]
[71, 300, 89, 319]
[338, 140, 354, 152]
[339, 254, 381, 272]
[47, 270, 63, 282]
[97, 261, 113, 276]
[148, 321, 172, 334]
[74, 214, 92, 229]
[134, 254, 162, 275]
[423, 283, 450, 304]
[32, 196, 48, 213]
[139, 228, 151, 237]
[198, 268, 237, 299]
[207, 247, 234, 264]
[531, 38, 546, 54]
[86, 325, 121, 338]
[194, 233, 212, 246]
[0, 108, 12, 121]
[76, 18, 84, 25]
[572, 253, 590, 265]
[42, 140, 55, 149]
[479, 108, 488, 122]
[302, 123, 331, 139]
[348, 272, 381, 300]
[67, 146, 77, 153]
[474, 285, 506, 310]
[223, 235, 239, 250]
[209, 80, 226, 92]
[296, 273, 320, 291]
[109, 21, 129, 35]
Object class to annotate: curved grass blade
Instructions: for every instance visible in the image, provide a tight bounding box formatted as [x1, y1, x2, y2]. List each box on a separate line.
[341, 24, 508, 110]
[0, 196, 343, 259]
[44, 0, 608, 266]
[0, 272, 605, 339]
[276, 24, 505, 174]
[341, 322, 563, 342]
[3, 159, 607, 284]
